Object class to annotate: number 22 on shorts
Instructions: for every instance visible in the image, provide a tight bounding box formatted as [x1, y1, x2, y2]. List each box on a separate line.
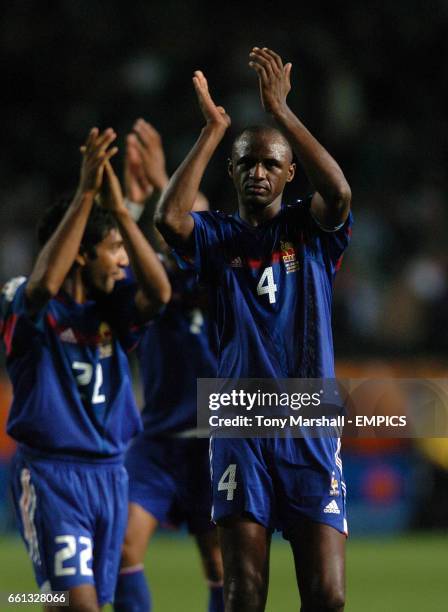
[218, 464, 237, 500]
[54, 535, 93, 576]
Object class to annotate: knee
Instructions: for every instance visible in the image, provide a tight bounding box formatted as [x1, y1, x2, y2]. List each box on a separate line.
[120, 539, 136, 566]
[303, 583, 345, 611]
[226, 563, 266, 609]
[120, 532, 146, 568]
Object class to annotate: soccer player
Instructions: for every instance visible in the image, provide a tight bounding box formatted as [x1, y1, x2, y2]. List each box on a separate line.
[0, 127, 171, 611]
[114, 119, 224, 612]
[155, 47, 352, 612]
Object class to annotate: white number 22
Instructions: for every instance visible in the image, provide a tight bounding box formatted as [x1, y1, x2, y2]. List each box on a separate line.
[72, 362, 105, 404]
[256, 266, 277, 304]
[54, 535, 93, 576]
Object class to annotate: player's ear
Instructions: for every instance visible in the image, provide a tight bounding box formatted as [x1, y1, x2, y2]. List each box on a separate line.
[286, 162, 296, 183]
[227, 158, 234, 179]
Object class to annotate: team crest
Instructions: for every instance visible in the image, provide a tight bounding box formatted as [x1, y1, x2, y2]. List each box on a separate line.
[98, 322, 113, 358]
[280, 240, 300, 274]
[329, 472, 339, 497]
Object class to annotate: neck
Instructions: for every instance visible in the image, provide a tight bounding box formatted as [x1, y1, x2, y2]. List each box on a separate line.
[63, 269, 87, 303]
[238, 194, 282, 227]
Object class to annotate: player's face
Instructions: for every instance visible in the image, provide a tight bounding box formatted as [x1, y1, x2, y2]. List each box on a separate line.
[229, 133, 295, 209]
[84, 229, 129, 294]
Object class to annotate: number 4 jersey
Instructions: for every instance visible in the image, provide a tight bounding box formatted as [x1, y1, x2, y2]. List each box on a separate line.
[178, 198, 353, 379]
[0, 276, 143, 460]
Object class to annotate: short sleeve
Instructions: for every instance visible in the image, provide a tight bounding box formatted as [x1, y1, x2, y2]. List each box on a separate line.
[319, 211, 353, 273]
[172, 211, 226, 283]
[0, 277, 46, 357]
[296, 197, 353, 276]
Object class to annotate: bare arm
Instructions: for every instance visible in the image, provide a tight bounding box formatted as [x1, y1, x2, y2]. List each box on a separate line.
[102, 161, 171, 320]
[26, 128, 118, 314]
[249, 47, 351, 229]
[154, 71, 231, 253]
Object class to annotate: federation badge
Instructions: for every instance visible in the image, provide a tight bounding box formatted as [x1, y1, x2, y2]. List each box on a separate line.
[330, 472, 339, 497]
[280, 240, 300, 274]
[98, 322, 113, 358]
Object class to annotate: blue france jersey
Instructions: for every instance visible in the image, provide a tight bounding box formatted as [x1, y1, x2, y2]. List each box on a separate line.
[179, 198, 352, 379]
[0, 276, 144, 459]
[138, 266, 217, 436]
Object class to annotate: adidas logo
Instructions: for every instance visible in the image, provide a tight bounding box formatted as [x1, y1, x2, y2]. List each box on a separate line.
[230, 257, 243, 268]
[60, 328, 77, 343]
[323, 500, 340, 514]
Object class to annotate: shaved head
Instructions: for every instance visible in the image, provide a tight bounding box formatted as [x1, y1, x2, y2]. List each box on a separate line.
[232, 125, 293, 163]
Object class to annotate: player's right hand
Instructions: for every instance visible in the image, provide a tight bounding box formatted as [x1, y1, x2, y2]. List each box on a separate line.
[125, 119, 169, 200]
[193, 71, 231, 132]
[78, 127, 118, 195]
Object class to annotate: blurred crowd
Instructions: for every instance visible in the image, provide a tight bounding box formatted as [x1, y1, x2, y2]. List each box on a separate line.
[1, 1, 447, 357]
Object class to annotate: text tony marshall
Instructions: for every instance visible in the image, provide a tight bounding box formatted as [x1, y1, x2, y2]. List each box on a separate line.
[209, 415, 345, 428]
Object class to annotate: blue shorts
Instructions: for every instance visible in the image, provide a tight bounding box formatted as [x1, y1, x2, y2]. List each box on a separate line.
[210, 437, 347, 538]
[10, 452, 128, 606]
[125, 436, 213, 534]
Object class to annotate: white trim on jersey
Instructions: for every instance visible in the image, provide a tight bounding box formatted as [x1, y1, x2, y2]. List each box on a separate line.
[209, 437, 215, 521]
[335, 438, 343, 475]
[19, 468, 41, 566]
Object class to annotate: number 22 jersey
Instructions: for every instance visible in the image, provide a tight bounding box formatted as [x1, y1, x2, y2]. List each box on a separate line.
[0, 276, 143, 460]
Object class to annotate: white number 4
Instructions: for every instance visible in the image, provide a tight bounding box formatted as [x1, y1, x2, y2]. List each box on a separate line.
[257, 266, 277, 304]
[218, 464, 238, 501]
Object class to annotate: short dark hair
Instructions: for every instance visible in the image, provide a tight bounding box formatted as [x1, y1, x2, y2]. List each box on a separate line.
[37, 195, 118, 258]
[231, 125, 293, 161]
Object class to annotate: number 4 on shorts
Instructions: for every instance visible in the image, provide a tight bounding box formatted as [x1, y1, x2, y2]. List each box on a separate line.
[218, 464, 237, 500]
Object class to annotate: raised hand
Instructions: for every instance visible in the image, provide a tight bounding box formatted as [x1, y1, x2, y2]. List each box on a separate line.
[124, 134, 154, 203]
[249, 47, 292, 115]
[126, 119, 169, 200]
[101, 160, 127, 214]
[192, 70, 231, 132]
[78, 128, 118, 195]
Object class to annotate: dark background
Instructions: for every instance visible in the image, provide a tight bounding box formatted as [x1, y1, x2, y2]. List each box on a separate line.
[1, 0, 447, 357]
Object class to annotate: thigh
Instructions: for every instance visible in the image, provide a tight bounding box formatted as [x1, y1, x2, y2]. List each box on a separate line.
[270, 438, 348, 538]
[120, 502, 159, 567]
[92, 465, 129, 606]
[125, 437, 178, 525]
[211, 437, 275, 529]
[10, 456, 96, 594]
[218, 516, 271, 612]
[289, 518, 345, 610]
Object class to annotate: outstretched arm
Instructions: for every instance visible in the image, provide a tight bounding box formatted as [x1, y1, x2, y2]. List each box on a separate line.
[101, 161, 171, 320]
[249, 47, 351, 229]
[155, 71, 231, 253]
[26, 128, 118, 313]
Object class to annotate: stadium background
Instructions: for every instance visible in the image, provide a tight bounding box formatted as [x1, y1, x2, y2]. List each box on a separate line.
[1, 2, 447, 610]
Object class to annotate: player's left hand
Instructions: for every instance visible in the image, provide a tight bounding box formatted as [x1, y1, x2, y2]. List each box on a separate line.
[249, 47, 292, 115]
[101, 160, 127, 214]
[193, 70, 231, 132]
